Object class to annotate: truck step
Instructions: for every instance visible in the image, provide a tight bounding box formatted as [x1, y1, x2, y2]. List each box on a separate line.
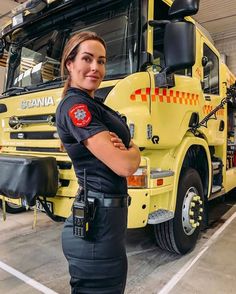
[211, 185, 222, 194]
[212, 161, 221, 169]
[212, 161, 221, 175]
[148, 209, 174, 225]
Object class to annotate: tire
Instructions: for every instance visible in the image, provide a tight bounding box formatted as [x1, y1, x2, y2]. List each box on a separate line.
[0, 200, 26, 214]
[154, 168, 204, 254]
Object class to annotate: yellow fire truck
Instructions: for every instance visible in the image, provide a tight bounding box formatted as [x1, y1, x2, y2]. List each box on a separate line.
[0, 0, 235, 254]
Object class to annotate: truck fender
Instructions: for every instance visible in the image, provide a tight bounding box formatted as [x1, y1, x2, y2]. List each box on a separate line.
[170, 136, 212, 212]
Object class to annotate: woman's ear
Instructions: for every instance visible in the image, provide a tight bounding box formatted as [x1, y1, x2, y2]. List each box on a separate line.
[66, 60, 72, 73]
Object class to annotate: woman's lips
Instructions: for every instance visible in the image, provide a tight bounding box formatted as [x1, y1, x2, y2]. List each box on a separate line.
[86, 75, 100, 80]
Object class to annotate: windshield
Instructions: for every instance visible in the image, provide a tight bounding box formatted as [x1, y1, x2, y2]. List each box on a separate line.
[5, 0, 140, 92]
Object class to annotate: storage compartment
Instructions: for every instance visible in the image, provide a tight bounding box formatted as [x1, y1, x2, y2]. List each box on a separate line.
[0, 154, 58, 206]
[227, 107, 236, 169]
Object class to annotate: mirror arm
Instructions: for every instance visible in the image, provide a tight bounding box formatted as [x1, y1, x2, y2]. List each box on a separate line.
[148, 20, 170, 28]
[139, 51, 154, 71]
[154, 69, 175, 88]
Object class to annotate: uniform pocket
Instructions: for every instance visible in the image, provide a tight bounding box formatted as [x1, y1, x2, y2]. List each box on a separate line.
[86, 206, 108, 241]
[106, 206, 127, 238]
[87, 206, 127, 243]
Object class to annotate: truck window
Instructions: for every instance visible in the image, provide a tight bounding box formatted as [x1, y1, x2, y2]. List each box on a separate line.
[12, 31, 62, 88]
[4, 0, 140, 92]
[203, 44, 219, 95]
[71, 13, 138, 79]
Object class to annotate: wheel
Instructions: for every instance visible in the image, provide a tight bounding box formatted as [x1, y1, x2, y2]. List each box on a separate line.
[154, 168, 204, 254]
[0, 200, 26, 214]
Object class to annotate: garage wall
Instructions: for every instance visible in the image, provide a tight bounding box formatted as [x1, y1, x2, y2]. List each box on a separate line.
[215, 38, 236, 75]
[194, 0, 236, 76]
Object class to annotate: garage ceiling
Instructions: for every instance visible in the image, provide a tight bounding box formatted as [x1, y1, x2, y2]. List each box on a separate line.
[194, 0, 236, 41]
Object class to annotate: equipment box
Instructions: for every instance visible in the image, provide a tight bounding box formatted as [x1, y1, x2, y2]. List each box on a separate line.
[0, 154, 58, 206]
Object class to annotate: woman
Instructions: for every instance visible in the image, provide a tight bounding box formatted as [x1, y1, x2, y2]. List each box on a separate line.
[56, 31, 140, 294]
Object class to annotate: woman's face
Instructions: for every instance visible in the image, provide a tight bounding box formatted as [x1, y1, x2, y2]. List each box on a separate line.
[66, 40, 106, 97]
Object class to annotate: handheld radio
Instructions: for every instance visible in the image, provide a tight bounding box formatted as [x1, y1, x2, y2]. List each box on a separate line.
[73, 169, 90, 238]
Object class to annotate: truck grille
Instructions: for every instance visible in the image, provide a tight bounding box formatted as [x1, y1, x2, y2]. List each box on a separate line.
[16, 147, 61, 152]
[10, 131, 57, 140]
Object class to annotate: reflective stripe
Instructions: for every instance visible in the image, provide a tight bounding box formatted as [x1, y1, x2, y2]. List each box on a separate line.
[130, 88, 199, 105]
[203, 105, 224, 116]
[129, 88, 224, 116]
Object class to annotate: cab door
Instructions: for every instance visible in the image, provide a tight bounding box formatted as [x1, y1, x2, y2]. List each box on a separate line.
[200, 37, 223, 146]
[200, 37, 226, 195]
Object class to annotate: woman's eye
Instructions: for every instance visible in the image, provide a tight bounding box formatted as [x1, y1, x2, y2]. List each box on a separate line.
[98, 59, 106, 65]
[83, 56, 91, 62]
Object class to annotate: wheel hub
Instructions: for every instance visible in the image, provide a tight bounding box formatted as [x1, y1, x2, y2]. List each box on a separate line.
[182, 187, 203, 235]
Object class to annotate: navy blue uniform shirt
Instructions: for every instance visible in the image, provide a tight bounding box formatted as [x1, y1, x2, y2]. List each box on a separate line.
[56, 87, 131, 194]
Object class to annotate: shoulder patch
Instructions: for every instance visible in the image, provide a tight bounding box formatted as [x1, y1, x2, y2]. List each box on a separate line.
[68, 104, 92, 127]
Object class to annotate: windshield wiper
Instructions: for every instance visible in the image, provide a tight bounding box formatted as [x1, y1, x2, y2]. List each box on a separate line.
[2, 86, 29, 95]
[28, 77, 64, 90]
[1, 78, 64, 97]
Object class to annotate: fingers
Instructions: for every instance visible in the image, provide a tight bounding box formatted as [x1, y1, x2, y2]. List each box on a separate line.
[109, 132, 118, 138]
[109, 132, 127, 150]
[129, 140, 134, 148]
[113, 142, 127, 150]
[110, 137, 123, 143]
[112, 139, 127, 150]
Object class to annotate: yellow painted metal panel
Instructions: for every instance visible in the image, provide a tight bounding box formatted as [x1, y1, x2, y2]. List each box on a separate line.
[225, 168, 236, 193]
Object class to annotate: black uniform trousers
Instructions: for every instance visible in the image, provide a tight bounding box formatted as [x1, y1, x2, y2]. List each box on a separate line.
[62, 194, 128, 294]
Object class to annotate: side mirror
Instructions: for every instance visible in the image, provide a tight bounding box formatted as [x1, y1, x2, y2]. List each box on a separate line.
[202, 56, 208, 67]
[164, 21, 196, 73]
[169, 0, 200, 19]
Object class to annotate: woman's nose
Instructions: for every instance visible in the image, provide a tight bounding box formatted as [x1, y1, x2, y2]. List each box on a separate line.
[91, 60, 98, 71]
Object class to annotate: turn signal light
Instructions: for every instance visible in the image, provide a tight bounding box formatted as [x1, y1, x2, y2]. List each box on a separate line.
[127, 167, 147, 188]
[156, 178, 164, 186]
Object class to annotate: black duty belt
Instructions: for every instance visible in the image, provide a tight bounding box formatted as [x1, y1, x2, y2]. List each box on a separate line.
[78, 190, 131, 208]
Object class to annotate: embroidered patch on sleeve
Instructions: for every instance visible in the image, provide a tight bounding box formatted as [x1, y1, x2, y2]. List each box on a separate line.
[68, 104, 92, 127]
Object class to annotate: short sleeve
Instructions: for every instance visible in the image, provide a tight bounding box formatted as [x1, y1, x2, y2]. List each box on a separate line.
[59, 96, 108, 143]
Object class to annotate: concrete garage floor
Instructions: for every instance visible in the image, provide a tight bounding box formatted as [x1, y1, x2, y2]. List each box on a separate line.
[0, 193, 236, 294]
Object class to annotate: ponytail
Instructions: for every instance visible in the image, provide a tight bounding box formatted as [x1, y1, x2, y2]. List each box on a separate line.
[62, 77, 70, 99]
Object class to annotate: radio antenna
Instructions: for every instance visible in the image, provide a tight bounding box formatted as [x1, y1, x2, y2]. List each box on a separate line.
[83, 169, 87, 203]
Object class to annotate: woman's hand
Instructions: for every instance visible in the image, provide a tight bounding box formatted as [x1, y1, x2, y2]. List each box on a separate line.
[109, 132, 127, 150]
[128, 140, 134, 148]
[84, 131, 141, 177]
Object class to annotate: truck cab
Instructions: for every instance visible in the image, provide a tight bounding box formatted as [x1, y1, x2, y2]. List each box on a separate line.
[0, 0, 235, 254]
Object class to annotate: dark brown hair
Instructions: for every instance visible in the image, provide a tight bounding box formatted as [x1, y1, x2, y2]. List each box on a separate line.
[61, 31, 106, 98]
